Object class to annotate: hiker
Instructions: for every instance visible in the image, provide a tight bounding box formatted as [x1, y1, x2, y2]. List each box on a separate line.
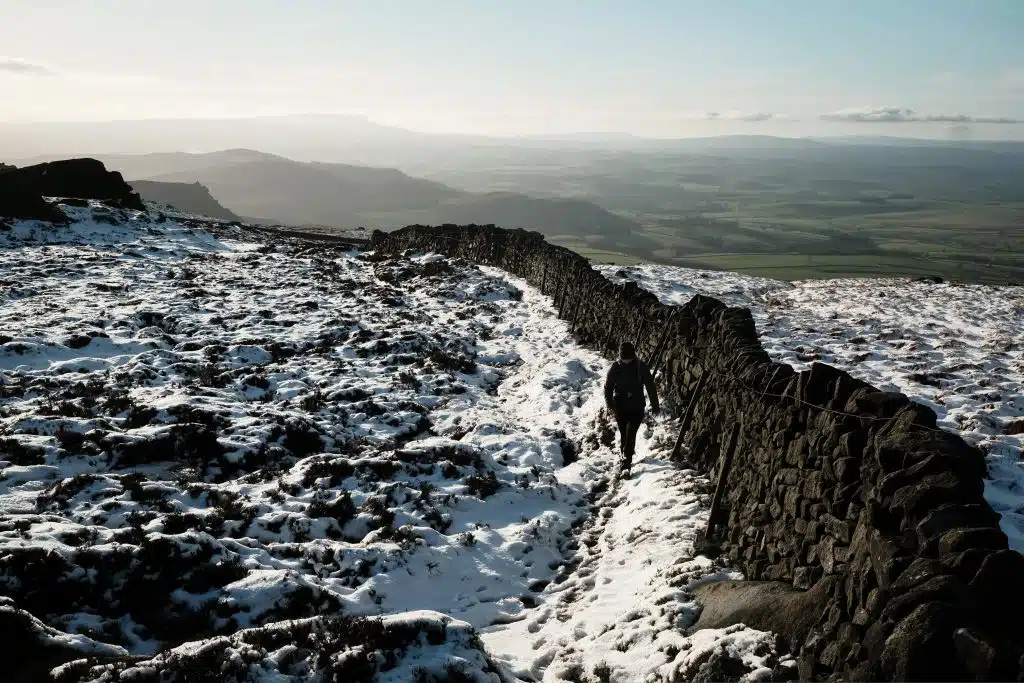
[604, 341, 659, 471]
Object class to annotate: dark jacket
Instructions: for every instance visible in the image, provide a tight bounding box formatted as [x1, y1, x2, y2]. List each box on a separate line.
[604, 358, 659, 415]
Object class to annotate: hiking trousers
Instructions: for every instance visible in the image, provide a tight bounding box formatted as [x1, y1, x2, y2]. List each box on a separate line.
[614, 409, 644, 467]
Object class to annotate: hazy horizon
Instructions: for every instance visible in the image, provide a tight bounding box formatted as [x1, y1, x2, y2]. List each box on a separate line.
[2, 0, 1023, 140]
[4, 112, 1024, 145]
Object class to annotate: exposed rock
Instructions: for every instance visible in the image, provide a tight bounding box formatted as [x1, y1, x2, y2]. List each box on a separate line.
[0, 181, 67, 221]
[0, 158, 144, 215]
[690, 578, 834, 653]
[954, 628, 1001, 681]
[916, 503, 1001, 554]
[880, 601, 962, 681]
[937, 527, 1007, 556]
[968, 549, 1024, 631]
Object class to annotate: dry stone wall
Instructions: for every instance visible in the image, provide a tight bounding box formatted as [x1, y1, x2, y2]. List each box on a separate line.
[373, 224, 1024, 681]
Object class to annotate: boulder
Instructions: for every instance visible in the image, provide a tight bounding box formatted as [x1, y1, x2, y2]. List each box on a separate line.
[690, 577, 836, 653]
[0, 183, 67, 221]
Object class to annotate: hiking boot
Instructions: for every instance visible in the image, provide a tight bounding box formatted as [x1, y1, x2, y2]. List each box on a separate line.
[618, 454, 633, 477]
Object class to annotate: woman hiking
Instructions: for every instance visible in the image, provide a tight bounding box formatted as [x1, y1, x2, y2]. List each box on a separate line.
[604, 341, 659, 474]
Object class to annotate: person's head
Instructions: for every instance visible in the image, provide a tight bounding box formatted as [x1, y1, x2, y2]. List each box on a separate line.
[618, 341, 636, 362]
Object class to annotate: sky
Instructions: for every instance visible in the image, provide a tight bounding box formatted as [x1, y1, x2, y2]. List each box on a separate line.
[1, 0, 1023, 139]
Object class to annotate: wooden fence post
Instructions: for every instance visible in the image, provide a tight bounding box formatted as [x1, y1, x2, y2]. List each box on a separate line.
[648, 311, 677, 376]
[704, 420, 741, 544]
[670, 368, 707, 460]
[604, 319, 617, 355]
[570, 290, 584, 333]
[557, 273, 569, 316]
[633, 316, 648, 353]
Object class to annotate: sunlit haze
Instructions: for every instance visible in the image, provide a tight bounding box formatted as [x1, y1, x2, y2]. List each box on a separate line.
[2, 0, 1023, 139]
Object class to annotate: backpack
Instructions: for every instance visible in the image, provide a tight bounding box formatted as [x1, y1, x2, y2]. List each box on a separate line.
[612, 360, 646, 411]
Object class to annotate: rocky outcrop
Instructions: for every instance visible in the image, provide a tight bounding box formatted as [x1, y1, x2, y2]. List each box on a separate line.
[0, 158, 144, 220]
[0, 180, 68, 222]
[372, 224, 1024, 681]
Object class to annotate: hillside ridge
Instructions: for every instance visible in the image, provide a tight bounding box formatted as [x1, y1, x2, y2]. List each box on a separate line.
[128, 179, 240, 221]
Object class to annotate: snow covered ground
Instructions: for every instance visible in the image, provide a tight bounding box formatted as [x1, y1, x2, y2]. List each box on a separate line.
[598, 264, 1024, 552]
[1, 204, 784, 682]
[482, 419, 793, 682]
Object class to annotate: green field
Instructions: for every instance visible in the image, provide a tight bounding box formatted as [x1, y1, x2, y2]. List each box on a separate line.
[424, 143, 1024, 284]
[552, 243, 646, 266]
[671, 253, 1021, 283]
[557, 247, 1023, 284]
[633, 202, 1024, 283]
[557, 202, 1024, 283]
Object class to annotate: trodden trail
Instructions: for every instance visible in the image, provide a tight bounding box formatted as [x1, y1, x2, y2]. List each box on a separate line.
[482, 417, 793, 683]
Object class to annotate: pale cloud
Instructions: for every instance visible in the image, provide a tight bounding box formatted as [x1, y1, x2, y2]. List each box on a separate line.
[703, 111, 782, 122]
[0, 57, 54, 76]
[821, 106, 1021, 124]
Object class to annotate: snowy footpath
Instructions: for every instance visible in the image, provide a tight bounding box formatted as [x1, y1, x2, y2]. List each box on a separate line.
[483, 419, 791, 682]
[0, 205, 785, 682]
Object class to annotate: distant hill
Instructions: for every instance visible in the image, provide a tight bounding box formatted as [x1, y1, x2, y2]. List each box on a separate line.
[8, 114, 1024, 173]
[0, 114, 433, 160]
[96, 150, 645, 243]
[657, 135, 829, 151]
[129, 151, 461, 226]
[376, 192, 642, 240]
[812, 136, 1024, 153]
[130, 180, 240, 220]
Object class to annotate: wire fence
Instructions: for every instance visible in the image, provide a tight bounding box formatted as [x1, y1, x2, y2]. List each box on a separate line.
[697, 361, 965, 439]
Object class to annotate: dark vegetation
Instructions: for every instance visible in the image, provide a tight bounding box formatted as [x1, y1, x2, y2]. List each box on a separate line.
[52, 612, 498, 683]
[423, 142, 1024, 283]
